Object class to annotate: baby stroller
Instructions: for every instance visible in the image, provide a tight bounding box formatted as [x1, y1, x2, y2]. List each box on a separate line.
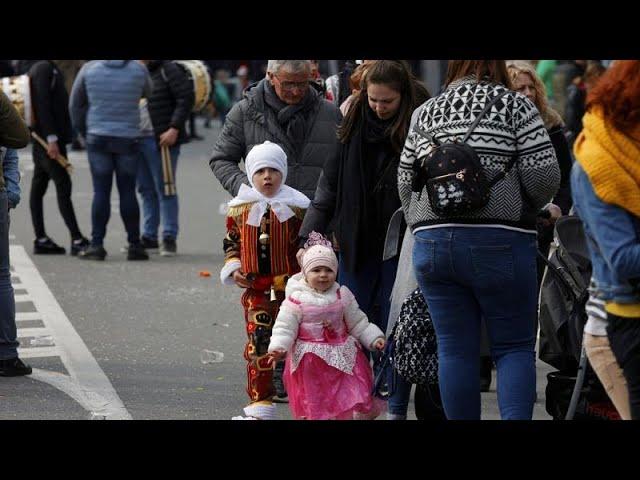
[538, 215, 620, 420]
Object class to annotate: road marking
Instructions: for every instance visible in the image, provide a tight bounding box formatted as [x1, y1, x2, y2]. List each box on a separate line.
[10, 245, 132, 420]
[14, 294, 32, 303]
[19, 346, 59, 359]
[16, 312, 42, 322]
[17, 327, 54, 338]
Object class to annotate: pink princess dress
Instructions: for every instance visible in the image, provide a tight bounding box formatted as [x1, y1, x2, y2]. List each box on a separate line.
[280, 288, 386, 420]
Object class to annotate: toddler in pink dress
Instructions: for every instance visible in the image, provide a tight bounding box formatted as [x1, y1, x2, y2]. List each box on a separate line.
[268, 232, 386, 420]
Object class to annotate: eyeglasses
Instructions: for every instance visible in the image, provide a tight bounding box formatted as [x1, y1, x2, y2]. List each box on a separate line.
[272, 75, 309, 92]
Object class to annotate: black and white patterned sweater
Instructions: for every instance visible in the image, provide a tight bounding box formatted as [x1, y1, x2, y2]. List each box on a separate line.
[398, 77, 560, 234]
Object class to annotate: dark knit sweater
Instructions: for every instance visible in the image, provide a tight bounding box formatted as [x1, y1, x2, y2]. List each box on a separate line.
[398, 77, 560, 233]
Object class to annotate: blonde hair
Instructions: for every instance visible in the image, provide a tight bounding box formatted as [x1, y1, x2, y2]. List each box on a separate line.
[507, 60, 564, 129]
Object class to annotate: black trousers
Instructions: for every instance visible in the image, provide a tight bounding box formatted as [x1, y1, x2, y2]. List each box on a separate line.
[30, 141, 82, 240]
[607, 313, 640, 420]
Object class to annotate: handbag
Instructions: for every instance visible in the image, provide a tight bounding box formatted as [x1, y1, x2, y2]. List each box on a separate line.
[390, 288, 439, 385]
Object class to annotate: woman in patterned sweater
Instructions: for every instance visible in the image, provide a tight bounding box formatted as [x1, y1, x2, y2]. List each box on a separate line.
[398, 60, 560, 420]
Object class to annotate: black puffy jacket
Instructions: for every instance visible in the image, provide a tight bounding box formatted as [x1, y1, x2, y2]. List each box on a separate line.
[209, 79, 341, 200]
[146, 60, 194, 145]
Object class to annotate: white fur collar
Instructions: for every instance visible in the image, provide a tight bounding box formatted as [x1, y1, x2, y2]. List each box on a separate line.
[285, 272, 339, 306]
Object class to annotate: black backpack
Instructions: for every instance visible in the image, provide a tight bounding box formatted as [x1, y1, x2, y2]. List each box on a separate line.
[411, 89, 517, 216]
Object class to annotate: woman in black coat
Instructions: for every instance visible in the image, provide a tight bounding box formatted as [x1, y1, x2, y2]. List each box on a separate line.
[298, 60, 429, 335]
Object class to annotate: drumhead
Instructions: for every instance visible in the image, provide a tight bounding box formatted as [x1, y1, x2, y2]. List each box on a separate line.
[175, 60, 212, 112]
[1, 75, 33, 126]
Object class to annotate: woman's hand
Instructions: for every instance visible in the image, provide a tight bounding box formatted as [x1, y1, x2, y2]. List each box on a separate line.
[232, 269, 252, 288]
[373, 338, 385, 351]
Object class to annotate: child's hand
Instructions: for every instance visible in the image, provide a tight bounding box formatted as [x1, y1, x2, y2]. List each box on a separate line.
[373, 338, 385, 351]
[267, 349, 286, 366]
[232, 269, 252, 288]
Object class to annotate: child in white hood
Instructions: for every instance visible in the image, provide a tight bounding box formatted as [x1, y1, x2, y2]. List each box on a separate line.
[221, 141, 310, 420]
[268, 232, 386, 420]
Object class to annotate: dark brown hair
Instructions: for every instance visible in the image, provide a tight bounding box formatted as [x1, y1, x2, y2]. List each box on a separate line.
[445, 60, 512, 88]
[586, 60, 640, 134]
[337, 60, 427, 153]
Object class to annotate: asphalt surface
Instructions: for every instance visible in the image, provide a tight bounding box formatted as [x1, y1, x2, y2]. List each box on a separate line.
[2, 117, 554, 420]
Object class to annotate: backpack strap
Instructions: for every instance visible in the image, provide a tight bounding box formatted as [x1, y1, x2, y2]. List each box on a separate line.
[488, 152, 518, 187]
[413, 122, 441, 146]
[461, 89, 510, 143]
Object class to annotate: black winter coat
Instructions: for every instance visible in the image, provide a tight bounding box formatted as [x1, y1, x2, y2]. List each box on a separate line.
[209, 79, 341, 200]
[299, 115, 401, 273]
[548, 125, 573, 215]
[146, 60, 194, 145]
[29, 60, 73, 144]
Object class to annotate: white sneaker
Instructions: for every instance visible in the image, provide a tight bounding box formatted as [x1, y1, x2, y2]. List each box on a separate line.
[242, 403, 276, 420]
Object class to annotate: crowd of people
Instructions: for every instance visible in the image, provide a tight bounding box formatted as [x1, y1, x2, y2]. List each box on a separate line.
[1, 58, 638, 423]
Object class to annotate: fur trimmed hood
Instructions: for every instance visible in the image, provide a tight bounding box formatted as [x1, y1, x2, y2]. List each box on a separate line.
[285, 272, 340, 306]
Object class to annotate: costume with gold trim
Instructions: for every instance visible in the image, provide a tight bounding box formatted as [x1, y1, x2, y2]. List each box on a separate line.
[223, 201, 304, 403]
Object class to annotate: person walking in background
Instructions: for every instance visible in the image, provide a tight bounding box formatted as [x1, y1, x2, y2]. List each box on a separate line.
[571, 60, 640, 420]
[25, 60, 90, 256]
[399, 60, 560, 419]
[137, 60, 194, 256]
[69, 60, 152, 261]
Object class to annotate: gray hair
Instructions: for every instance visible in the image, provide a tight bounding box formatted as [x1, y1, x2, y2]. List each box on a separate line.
[267, 60, 311, 75]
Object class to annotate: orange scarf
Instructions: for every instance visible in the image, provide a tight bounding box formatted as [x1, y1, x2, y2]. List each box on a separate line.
[574, 107, 640, 218]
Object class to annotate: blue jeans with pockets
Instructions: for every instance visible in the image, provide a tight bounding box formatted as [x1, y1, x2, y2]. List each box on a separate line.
[413, 227, 537, 420]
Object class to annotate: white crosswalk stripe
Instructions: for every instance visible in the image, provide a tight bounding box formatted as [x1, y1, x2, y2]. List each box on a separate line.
[10, 245, 132, 420]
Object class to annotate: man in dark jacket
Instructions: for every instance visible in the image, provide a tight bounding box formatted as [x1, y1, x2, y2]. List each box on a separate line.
[209, 59, 341, 201]
[27, 60, 89, 255]
[138, 60, 194, 256]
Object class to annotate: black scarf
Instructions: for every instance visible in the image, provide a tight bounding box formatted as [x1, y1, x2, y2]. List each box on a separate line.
[263, 80, 316, 150]
[363, 103, 395, 144]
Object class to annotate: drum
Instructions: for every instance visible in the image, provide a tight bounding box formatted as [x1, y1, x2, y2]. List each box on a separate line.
[1, 75, 33, 126]
[175, 60, 212, 112]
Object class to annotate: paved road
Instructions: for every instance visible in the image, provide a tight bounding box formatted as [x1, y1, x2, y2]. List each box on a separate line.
[1, 118, 554, 420]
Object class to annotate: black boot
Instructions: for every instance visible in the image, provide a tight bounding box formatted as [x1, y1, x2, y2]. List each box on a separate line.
[33, 237, 66, 255]
[78, 245, 107, 261]
[0, 358, 32, 377]
[70, 237, 90, 256]
[126, 243, 149, 261]
[272, 359, 288, 403]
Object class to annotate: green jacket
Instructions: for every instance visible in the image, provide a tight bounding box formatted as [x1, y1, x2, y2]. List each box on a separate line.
[0, 90, 30, 189]
[536, 60, 558, 100]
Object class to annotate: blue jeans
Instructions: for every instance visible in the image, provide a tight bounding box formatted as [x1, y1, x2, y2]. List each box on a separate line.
[387, 372, 413, 416]
[339, 256, 398, 377]
[137, 137, 180, 241]
[413, 227, 537, 420]
[338, 256, 398, 333]
[0, 190, 18, 359]
[86, 135, 141, 247]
